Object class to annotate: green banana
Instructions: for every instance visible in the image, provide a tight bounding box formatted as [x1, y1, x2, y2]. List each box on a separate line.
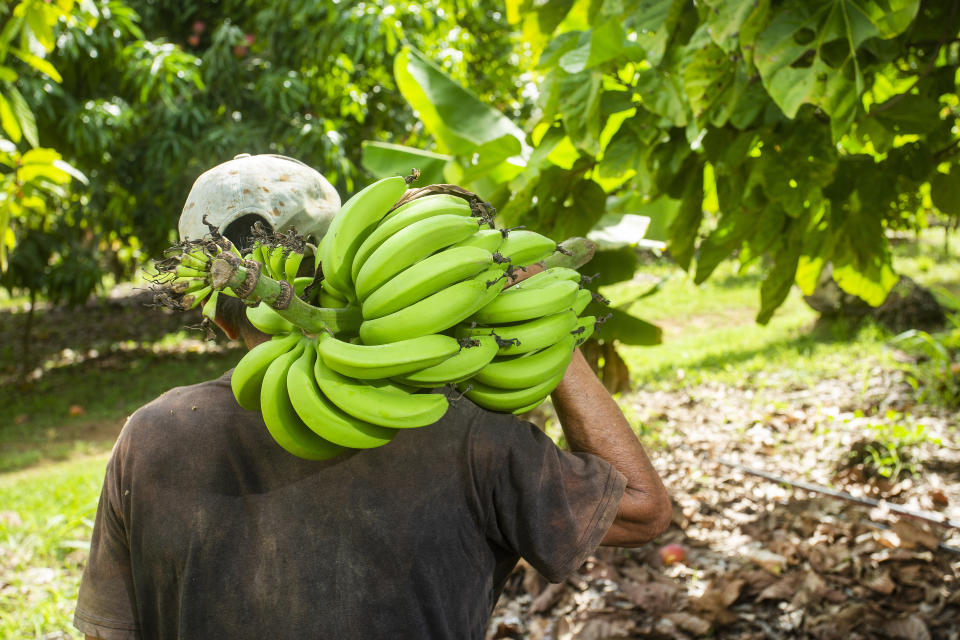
[460, 368, 567, 413]
[246, 302, 296, 335]
[294, 276, 313, 297]
[201, 289, 220, 320]
[354, 214, 480, 301]
[471, 279, 580, 324]
[313, 349, 449, 428]
[498, 230, 557, 267]
[350, 194, 472, 283]
[319, 288, 349, 308]
[572, 315, 597, 345]
[175, 265, 212, 280]
[572, 288, 592, 315]
[455, 310, 578, 355]
[320, 176, 408, 297]
[287, 341, 397, 449]
[231, 332, 302, 411]
[359, 265, 506, 345]
[261, 340, 345, 460]
[267, 245, 287, 280]
[360, 246, 494, 320]
[516, 267, 581, 288]
[316, 333, 460, 380]
[473, 335, 576, 390]
[284, 249, 304, 283]
[512, 397, 548, 415]
[450, 228, 504, 254]
[393, 335, 500, 387]
[181, 285, 212, 310]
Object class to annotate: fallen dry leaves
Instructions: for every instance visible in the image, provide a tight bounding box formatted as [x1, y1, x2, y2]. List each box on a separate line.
[489, 373, 959, 639]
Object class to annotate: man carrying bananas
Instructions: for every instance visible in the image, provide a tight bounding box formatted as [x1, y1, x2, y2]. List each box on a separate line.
[74, 153, 671, 640]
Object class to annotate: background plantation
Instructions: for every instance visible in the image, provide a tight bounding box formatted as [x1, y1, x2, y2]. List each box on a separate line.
[2, 0, 959, 637]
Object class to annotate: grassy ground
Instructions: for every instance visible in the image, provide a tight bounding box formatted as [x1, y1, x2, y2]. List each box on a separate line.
[0, 227, 956, 638]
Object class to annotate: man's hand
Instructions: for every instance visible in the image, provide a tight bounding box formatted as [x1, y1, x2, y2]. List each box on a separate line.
[551, 349, 672, 546]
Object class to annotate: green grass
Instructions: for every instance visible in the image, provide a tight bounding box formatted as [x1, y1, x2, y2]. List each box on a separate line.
[0, 455, 108, 640]
[0, 344, 243, 473]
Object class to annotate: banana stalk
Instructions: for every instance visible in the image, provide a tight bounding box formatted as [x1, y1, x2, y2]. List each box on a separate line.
[209, 254, 362, 336]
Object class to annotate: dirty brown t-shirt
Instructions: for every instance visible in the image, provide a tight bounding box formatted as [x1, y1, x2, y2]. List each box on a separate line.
[74, 371, 626, 640]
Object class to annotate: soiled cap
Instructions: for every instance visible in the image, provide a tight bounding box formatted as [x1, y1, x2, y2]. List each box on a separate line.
[178, 153, 340, 243]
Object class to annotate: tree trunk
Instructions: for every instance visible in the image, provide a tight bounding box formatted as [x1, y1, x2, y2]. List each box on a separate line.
[21, 289, 35, 381]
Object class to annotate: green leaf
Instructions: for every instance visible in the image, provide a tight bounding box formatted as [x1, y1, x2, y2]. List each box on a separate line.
[630, 0, 687, 66]
[360, 141, 451, 186]
[667, 163, 704, 270]
[590, 303, 662, 345]
[11, 47, 62, 82]
[394, 47, 526, 157]
[557, 69, 603, 152]
[757, 216, 805, 324]
[931, 170, 960, 217]
[635, 63, 689, 127]
[694, 207, 753, 284]
[869, 94, 942, 135]
[0, 65, 18, 83]
[702, 0, 761, 52]
[0, 93, 21, 143]
[558, 19, 625, 73]
[538, 0, 577, 35]
[683, 43, 735, 120]
[6, 86, 36, 148]
[582, 246, 638, 286]
[753, 0, 920, 138]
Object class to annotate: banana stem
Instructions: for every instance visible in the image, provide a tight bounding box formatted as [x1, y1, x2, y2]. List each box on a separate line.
[209, 255, 362, 336]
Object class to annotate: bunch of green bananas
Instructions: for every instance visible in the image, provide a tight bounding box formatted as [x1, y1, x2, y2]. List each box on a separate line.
[156, 174, 604, 460]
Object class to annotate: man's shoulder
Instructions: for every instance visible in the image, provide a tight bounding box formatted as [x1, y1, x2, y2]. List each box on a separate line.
[117, 370, 249, 453]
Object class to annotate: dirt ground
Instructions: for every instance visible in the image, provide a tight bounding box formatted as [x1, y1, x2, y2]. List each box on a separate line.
[490, 370, 959, 639]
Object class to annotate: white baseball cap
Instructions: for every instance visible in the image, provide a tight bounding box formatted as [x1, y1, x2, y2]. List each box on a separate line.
[178, 153, 341, 243]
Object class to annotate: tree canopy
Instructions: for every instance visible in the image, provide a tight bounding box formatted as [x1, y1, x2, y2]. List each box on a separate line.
[3, 0, 959, 327]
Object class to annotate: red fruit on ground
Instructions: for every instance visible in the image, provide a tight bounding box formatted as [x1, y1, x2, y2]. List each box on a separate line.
[68, 405, 86, 417]
[658, 543, 686, 565]
[187, 34, 200, 47]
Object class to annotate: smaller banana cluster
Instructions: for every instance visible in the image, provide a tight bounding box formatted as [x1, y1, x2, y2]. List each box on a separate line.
[452, 266, 599, 413]
[151, 174, 607, 460]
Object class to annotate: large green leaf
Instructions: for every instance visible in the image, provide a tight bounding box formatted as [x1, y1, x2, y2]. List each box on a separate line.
[557, 69, 604, 152]
[757, 215, 804, 324]
[702, 0, 762, 52]
[360, 141, 451, 186]
[582, 246, 639, 286]
[393, 47, 527, 158]
[558, 19, 625, 73]
[753, 0, 920, 137]
[666, 163, 704, 270]
[590, 302, 662, 345]
[931, 170, 960, 217]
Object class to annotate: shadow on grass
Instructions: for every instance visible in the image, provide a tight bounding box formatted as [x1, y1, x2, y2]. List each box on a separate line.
[0, 344, 243, 473]
[634, 315, 883, 386]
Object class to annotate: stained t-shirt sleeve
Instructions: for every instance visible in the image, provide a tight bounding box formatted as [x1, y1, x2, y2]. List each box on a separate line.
[469, 413, 627, 583]
[74, 426, 139, 640]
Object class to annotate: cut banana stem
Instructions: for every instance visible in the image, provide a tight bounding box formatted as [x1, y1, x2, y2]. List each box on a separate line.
[209, 256, 362, 335]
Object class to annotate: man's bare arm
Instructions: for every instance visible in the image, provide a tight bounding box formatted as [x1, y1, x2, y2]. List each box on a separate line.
[551, 349, 671, 546]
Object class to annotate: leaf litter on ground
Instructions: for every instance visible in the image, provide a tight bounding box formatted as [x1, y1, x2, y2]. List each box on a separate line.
[490, 368, 959, 639]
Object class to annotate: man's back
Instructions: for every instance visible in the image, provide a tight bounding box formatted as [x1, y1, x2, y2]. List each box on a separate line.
[75, 371, 625, 640]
